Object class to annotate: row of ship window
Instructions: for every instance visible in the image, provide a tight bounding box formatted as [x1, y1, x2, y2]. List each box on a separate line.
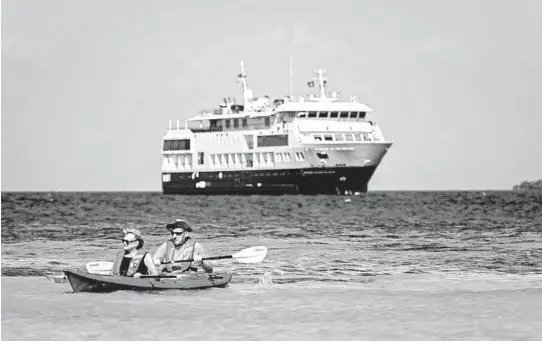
[163, 132, 374, 153]
[163, 152, 307, 169]
[294, 111, 366, 119]
[193, 111, 366, 133]
[314, 132, 374, 142]
[211, 116, 272, 130]
[213, 111, 366, 127]
[164, 135, 288, 151]
[173, 170, 298, 180]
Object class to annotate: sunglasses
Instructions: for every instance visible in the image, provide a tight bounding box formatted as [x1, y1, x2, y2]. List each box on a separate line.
[122, 239, 137, 244]
[171, 231, 185, 236]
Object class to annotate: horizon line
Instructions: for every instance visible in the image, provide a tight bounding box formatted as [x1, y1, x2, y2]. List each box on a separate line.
[1, 189, 519, 193]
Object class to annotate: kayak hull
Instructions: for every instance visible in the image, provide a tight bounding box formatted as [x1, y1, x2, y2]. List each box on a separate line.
[63, 269, 232, 293]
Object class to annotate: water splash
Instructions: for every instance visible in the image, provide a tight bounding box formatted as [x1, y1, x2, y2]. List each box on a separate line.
[257, 269, 286, 284]
[257, 270, 274, 284]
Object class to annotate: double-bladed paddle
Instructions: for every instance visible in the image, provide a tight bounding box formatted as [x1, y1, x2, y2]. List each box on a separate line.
[161, 246, 268, 265]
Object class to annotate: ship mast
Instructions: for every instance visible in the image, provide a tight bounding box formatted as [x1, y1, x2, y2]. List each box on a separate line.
[315, 68, 327, 99]
[238, 60, 248, 92]
[237, 60, 253, 109]
[289, 53, 293, 98]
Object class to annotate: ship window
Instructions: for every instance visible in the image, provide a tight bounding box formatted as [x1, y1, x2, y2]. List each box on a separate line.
[297, 112, 307, 118]
[163, 139, 191, 151]
[241, 154, 246, 167]
[283, 153, 291, 161]
[264, 117, 271, 127]
[242, 118, 248, 127]
[323, 135, 333, 141]
[350, 112, 358, 118]
[244, 135, 254, 149]
[359, 112, 366, 119]
[257, 134, 288, 147]
[314, 135, 322, 141]
[225, 120, 231, 128]
[345, 134, 354, 141]
[198, 152, 204, 165]
[335, 134, 344, 141]
[245, 153, 253, 167]
[233, 118, 239, 128]
[340, 112, 349, 118]
[354, 133, 363, 141]
[330, 112, 338, 118]
[275, 153, 282, 162]
[318, 112, 329, 118]
[208, 154, 214, 167]
[316, 152, 329, 159]
[295, 152, 305, 161]
[308, 111, 317, 118]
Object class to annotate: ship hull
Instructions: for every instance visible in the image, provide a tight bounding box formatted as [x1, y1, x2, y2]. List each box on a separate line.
[162, 166, 378, 195]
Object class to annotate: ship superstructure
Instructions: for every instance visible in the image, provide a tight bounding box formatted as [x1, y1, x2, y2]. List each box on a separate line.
[161, 61, 392, 194]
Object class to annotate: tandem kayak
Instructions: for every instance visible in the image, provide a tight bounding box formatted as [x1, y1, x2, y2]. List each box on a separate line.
[63, 269, 233, 293]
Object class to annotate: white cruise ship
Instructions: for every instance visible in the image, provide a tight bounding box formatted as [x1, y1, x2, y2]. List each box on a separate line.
[161, 61, 392, 194]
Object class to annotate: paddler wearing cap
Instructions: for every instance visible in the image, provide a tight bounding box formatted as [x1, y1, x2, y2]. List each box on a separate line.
[110, 228, 159, 277]
[152, 219, 214, 274]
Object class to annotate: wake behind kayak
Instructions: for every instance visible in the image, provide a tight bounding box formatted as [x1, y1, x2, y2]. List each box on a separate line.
[64, 269, 233, 293]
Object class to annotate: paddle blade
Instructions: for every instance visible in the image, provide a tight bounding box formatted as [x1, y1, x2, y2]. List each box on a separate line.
[231, 246, 268, 264]
[86, 261, 113, 275]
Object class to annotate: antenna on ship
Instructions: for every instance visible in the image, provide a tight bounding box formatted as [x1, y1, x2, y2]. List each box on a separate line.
[289, 53, 293, 98]
[237, 60, 253, 109]
[238, 60, 247, 92]
[316, 68, 327, 99]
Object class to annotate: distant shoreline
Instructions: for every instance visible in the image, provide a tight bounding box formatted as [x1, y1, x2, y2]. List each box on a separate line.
[513, 180, 542, 193]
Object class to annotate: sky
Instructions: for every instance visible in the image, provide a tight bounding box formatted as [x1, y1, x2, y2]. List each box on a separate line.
[2, 0, 541, 191]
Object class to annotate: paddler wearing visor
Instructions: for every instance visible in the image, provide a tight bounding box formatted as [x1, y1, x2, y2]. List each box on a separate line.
[152, 219, 214, 274]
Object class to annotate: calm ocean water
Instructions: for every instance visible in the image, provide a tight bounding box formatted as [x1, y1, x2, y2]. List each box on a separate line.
[2, 191, 542, 340]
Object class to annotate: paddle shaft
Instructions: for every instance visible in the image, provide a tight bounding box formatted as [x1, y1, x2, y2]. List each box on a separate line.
[162, 255, 232, 265]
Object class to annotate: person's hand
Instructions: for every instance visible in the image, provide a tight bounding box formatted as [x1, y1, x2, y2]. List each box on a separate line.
[134, 273, 142, 278]
[193, 255, 203, 262]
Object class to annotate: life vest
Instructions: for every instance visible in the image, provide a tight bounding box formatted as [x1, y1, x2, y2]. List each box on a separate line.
[111, 249, 148, 277]
[163, 238, 197, 273]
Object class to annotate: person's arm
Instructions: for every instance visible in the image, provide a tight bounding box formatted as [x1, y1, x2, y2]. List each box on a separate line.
[144, 253, 159, 275]
[193, 242, 213, 273]
[152, 242, 167, 266]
